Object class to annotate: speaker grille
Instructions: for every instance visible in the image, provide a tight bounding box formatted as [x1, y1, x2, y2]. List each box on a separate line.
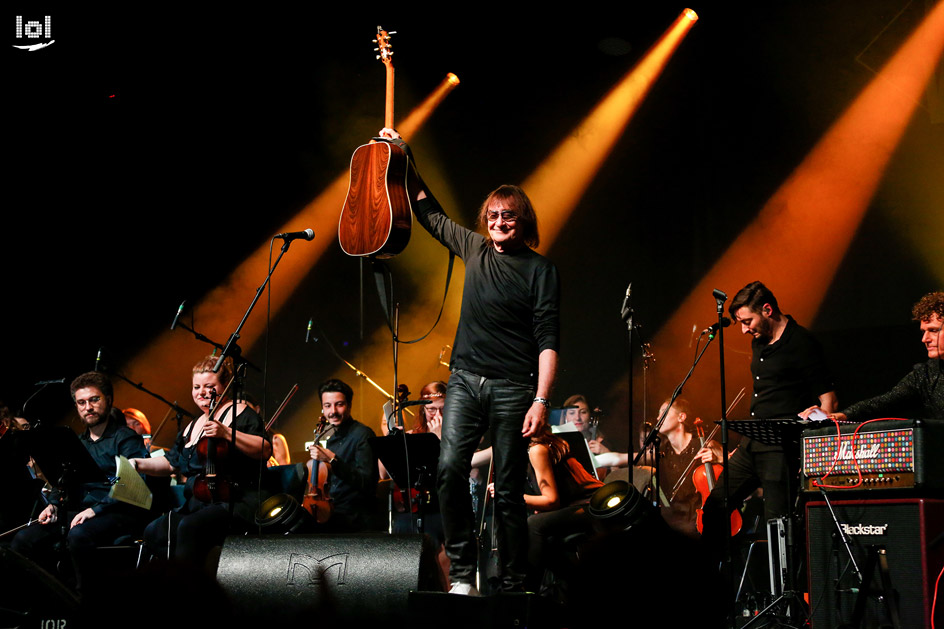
[806, 498, 944, 628]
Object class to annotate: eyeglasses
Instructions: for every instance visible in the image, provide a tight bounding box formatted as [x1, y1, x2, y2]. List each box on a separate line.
[486, 210, 518, 223]
[76, 396, 103, 407]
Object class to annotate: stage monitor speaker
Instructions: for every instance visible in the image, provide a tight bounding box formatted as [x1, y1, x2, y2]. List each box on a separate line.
[0, 546, 79, 629]
[215, 533, 444, 623]
[806, 498, 944, 628]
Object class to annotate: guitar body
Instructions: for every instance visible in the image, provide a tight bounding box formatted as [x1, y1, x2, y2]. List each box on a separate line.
[339, 141, 412, 258]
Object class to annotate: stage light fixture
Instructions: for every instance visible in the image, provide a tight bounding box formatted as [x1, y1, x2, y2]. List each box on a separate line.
[588, 480, 650, 532]
[255, 493, 315, 534]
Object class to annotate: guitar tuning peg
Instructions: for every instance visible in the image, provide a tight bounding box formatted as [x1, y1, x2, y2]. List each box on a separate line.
[375, 55, 382, 60]
[388, 30, 397, 35]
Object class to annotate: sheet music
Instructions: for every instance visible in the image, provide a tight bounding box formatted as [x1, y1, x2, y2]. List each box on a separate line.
[109, 455, 153, 510]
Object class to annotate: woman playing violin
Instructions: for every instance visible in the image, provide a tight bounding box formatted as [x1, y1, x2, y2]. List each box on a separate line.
[131, 355, 271, 567]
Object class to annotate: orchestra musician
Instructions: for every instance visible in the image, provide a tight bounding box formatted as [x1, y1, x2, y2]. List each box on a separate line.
[701, 281, 837, 548]
[122, 407, 152, 450]
[380, 128, 560, 595]
[130, 355, 270, 568]
[11, 372, 148, 593]
[382, 381, 445, 529]
[379, 381, 449, 584]
[267, 433, 290, 467]
[307, 378, 378, 532]
[651, 398, 722, 537]
[803, 291, 944, 421]
[561, 394, 609, 455]
[519, 424, 603, 593]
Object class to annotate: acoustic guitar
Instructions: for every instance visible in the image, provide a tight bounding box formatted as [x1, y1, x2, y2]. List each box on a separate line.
[338, 26, 412, 259]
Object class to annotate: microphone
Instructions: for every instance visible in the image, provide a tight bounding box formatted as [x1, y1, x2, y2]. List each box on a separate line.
[712, 288, 727, 302]
[703, 317, 731, 340]
[170, 300, 186, 331]
[275, 229, 315, 242]
[621, 282, 632, 316]
[34, 378, 66, 386]
[306, 318, 313, 343]
[95, 347, 103, 372]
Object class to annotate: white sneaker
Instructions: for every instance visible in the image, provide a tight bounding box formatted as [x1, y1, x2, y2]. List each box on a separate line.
[448, 582, 480, 596]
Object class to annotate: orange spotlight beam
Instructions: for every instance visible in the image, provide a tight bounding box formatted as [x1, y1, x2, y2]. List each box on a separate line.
[645, 0, 944, 413]
[531, 9, 698, 252]
[115, 75, 460, 423]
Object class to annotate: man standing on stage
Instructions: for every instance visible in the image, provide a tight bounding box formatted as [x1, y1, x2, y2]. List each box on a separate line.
[804, 291, 944, 421]
[380, 129, 560, 594]
[703, 281, 837, 539]
[309, 378, 378, 532]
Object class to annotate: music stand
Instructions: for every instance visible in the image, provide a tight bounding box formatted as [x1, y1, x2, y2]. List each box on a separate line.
[24, 426, 107, 499]
[370, 433, 440, 534]
[554, 429, 599, 480]
[0, 433, 44, 531]
[725, 418, 811, 449]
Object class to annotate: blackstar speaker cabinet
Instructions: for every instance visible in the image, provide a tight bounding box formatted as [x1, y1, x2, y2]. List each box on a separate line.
[806, 498, 944, 628]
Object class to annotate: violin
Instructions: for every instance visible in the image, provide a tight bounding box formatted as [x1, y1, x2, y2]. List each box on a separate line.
[302, 417, 337, 523]
[192, 387, 235, 504]
[692, 418, 741, 536]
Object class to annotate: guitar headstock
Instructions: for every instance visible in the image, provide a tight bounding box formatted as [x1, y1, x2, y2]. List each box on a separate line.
[374, 25, 396, 66]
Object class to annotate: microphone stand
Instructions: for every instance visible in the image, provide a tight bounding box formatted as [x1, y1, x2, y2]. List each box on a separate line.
[211, 236, 304, 520]
[108, 370, 196, 440]
[621, 283, 634, 464]
[306, 318, 414, 423]
[712, 288, 735, 617]
[633, 332, 716, 466]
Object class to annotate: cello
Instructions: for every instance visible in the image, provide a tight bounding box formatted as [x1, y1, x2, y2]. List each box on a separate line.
[692, 418, 742, 536]
[338, 25, 412, 259]
[302, 417, 337, 523]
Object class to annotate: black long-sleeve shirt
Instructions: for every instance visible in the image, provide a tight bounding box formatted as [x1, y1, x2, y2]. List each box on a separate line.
[413, 196, 560, 383]
[325, 417, 378, 530]
[76, 413, 148, 514]
[843, 358, 944, 420]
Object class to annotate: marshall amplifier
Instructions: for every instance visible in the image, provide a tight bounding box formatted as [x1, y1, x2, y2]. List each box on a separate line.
[801, 419, 944, 492]
[806, 498, 944, 628]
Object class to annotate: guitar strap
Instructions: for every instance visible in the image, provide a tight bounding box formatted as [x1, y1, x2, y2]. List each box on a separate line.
[370, 249, 455, 345]
[369, 136, 456, 346]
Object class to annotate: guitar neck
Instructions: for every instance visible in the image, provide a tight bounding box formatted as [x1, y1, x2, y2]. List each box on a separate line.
[384, 61, 395, 129]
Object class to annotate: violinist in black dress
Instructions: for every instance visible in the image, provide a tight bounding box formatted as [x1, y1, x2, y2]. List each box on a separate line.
[131, 356, 271, 567]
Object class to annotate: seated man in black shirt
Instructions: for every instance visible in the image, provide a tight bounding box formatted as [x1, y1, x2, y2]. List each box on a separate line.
[803, 291, 944, 421]
[308, 379, 378, 532]
[11, 372, 148, 593]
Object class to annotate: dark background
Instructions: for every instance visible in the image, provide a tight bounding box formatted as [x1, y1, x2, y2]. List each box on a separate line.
[6, 2, 942, 455]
